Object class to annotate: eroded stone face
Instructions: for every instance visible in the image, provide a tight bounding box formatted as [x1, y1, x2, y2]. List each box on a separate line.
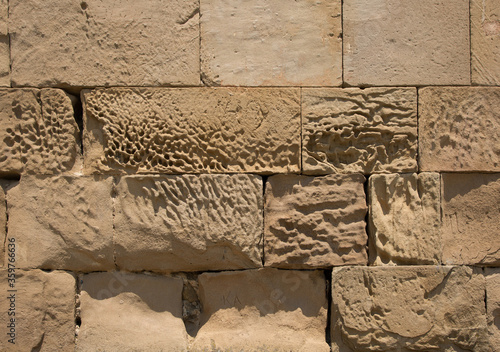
[485, 268, 500, 350]
[0, 0, 9, 86]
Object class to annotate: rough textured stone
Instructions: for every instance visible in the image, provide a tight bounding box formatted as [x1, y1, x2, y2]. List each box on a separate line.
[264, 174, 367, 268]
[0, 0, 9, 86]
[441, 173, 500, 266]
[200, 0, 341, 86]
[115, 174, 263, 272]
[192, 268, 329, 351]
[331, 266, 489, 352]
[368, 173, 441, 265]
[302, 88, 417, 175]
[77, 272, 187, 351]
[0, 270, 75, 351]
[7, 175, 114, 271]
[485, 268, 500, 351]
[419, 87, 500, 172]
[83, 88, 300, 174]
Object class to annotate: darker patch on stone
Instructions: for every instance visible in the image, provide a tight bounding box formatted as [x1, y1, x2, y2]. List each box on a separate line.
[363, 176, 371, 263]
[63, 89, 84, 155]
[80, 2, 88, 11]
[324, 269, 332, 346]
[261, 175, 269, 266]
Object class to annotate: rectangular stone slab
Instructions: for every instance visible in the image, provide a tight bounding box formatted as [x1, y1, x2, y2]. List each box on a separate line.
[485, 268, 500, 350]
[0, 0, 9, 86]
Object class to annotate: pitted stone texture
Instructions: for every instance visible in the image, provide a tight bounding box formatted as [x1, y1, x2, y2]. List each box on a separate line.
[441, 173, 500, 266]
[83, 88, 300, 174]
[368, 173, 441, 265]
[200, 0, 341, 86]
[7, 175, 114, 271]
[0, 0, 9, 86]
[0, 270, 75, 351]
[343, 0, 470, 86]
[115, 174, 263, 272]
[192, 268, 329, 351]
[331, 266, 489, 352]
[264, 174, 367, 269]
[485, 268, 500, 350]
[77, 272, 187, 351]
[419, 87, 500, 172]
[302, 88, 417, 175]
[9, 0, 199, 87]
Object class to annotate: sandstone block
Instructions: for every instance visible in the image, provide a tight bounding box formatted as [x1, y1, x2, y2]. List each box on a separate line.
[83, 88, 300, 174]
[419, 87, 500, 172]
[0, 0, 9, 86]
[264, 174, 367, 268]
[485, 268, 500, 351]
[200, 0, 341, 86]
[9, 0, 199, 87]
[302, 88, 417, 174]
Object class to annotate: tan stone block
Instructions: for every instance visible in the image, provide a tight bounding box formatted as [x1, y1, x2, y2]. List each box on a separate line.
[344, 0, 470, 86]
[302, 88, 417, 174]
[0, 0, 9, 86]
[419, 87, 500, 172]
[83, 87, 300, 174]
[441, 173, 500, 266]
[368, 173, 441, 265]
[0, 269, 75, 351]
[9, 0, 199, 87]
[485, 268, 500, 351]
[264, 174, 367, 268]
[115, 174, 263, 272]
[200, 0, 341, 86]
[192, 268, 329, 351]
[76, 272, 187, 351]
[332, 266, 489, 352]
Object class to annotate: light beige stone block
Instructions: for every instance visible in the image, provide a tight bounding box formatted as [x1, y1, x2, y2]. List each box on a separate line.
[264, 174, 367, 268]
[485, 268, 500, 351]
[0, 0, 9, 86]
[302, 88, 417, 174]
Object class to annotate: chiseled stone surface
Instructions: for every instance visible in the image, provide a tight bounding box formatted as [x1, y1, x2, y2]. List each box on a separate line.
[115, 174, 263, 272]
[302, 88, 417, 175]
[441, 173, 500, 266]
[192, 268, 329, 351]
[0, 0, 9, 86]
[485, 268, 500, 351]
[77, 272, 187, 351]
[343, 0, 470, 86]
[368, 173, 441, 265]
[83, 88, 300, 174]
[264, 174, 367, 268]
[0, 270, 75, 351]
[331, 266, 489, 352]
[419, 87, 500, 172]
[7, 175, 114, 271]
[200, 0, 341, 86]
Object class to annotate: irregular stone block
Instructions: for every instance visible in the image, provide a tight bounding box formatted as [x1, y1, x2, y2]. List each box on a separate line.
[200, 0, 342, 86]
[192, 268, 329, 351]
[331, 266, 489, 352]
[83, 88, 300, 174]
[343, 0, 470, 85]
[441, 173, 500, 266]
[0, 0, 9, 86]
[419, 87, 500, 172]
[485, 268, 500, 350]
[9, 0, 199, 87]
[115, 174, 263, 272]
[264, 174, 367, 268]
[302, 88, 417, 174]
[368, 173, 441, 265]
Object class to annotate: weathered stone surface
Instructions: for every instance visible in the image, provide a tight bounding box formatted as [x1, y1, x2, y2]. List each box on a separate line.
[343, 0, 470, 86]
[77, 272, 187, 351]
[83, 88, 300, 174]
[302, 88, 417, 174]
[0, 0, 9, 86]
[368, 173, 441, 265]
[192, 268, 329, 351]
[264, 174, 367, 268]
[115, 174, 263, 272]
[419, 87, 500, 172]
[9, 0, 199, 87]
[485, 268, 500, 351]
[0, 270, 75, 351]
[7, 175, 114, 271]
[200, 0, 341, 86]
[331, 266, 489, 352]
[441, 173, 500, 266]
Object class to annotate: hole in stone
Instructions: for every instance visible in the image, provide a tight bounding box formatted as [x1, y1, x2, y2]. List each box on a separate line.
[80, 2, 88, 10]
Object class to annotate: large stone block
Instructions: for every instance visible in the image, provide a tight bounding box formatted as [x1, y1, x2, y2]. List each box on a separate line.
[485, 268, 500, 351]
[343, 0, 470, 86]
[200, 0, 341, 86]
[302, 88, 417, 174]
[9, 0, 199, 87]
[331, 266, 489, 352]
[419, 87, 500, 172]
[0, 0, 9, 86]
[264, 174, 367, 268]
[83, 88, 300, 174]
[115, 174, 263, 272]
